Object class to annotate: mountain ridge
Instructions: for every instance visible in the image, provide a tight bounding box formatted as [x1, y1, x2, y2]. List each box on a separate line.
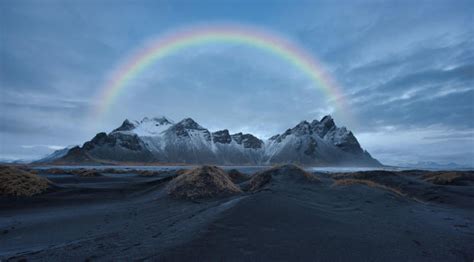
[48, 115, 382, 166]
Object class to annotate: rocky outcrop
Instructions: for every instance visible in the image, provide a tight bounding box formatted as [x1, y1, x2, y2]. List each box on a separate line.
[231, 133, 264, 149]
[212, 130, 232, 144]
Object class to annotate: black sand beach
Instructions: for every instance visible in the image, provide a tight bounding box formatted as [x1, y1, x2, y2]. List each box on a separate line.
[1, 166, 473, 261]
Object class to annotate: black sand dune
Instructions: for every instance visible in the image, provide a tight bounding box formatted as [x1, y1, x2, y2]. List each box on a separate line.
[0, 166, 473, 261]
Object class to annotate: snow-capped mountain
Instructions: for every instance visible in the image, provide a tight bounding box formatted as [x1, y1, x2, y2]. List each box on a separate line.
[265, 116, 378, 166]
[54, 115, 381, 166]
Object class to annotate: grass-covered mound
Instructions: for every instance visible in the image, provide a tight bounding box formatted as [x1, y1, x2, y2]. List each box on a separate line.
[167, 166, 242, 200]
[249, 164, 319, 191]
[0, 165, 50, 197]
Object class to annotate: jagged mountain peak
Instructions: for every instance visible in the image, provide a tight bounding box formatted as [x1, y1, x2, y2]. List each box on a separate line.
[272, 120, 312, 142]
[320, 114, 333, 122]
[320, 115, 335, 129]
[113, 116, 174, 134]
[310, 119, 320, 126]
[292, 121, 312, 134]
[216, 129, 230, 133]
[167, 117, 210, 140]
[212, 129, 231, 144]
[309, 115, 337, 137]
[174, 118, 205, 130]
[231, 132, 264, 149]
[113, 119, 137, 132]
[294, 120, 311, 129]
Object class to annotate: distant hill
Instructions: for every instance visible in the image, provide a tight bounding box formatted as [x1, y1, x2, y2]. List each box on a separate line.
[35, 145, 76, 163]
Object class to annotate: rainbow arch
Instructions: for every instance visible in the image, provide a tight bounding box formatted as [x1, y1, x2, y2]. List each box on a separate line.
[93, 24, 348, 120]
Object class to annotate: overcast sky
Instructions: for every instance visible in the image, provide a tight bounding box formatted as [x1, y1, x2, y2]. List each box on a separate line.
[1, 0, 473, 166]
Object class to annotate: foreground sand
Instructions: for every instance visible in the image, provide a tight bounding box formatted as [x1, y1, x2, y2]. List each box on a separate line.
[0, 167, 473, 261]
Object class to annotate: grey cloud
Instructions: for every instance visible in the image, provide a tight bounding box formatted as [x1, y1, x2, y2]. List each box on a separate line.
[0, 118, 44, 135]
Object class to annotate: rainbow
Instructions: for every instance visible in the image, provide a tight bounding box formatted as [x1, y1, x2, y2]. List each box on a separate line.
[93, 23, 348, 120]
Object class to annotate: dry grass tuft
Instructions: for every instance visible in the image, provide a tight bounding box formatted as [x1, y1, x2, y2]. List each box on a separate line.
[0, 165, 51, 197]
[167, 166, 242, 200]
[332, 178, 405, 197]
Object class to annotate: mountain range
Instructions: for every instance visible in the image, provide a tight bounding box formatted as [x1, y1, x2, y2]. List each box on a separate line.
[46, 115, 381, 166]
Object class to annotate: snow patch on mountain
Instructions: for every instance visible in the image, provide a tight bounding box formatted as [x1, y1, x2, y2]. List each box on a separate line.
[114, 116, 174, 137]
[133, 117, 174, 137]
